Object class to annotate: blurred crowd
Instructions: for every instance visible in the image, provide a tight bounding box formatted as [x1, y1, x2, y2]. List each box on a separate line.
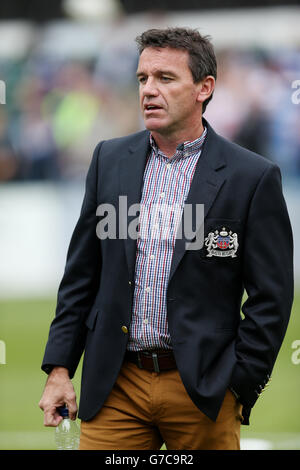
[0, 35, 139, 181]
[0, 23, 300, 182]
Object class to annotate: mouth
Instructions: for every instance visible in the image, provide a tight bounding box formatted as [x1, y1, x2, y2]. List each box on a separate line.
[144, 104, 163, 114]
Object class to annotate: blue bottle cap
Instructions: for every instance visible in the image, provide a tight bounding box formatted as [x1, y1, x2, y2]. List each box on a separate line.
[57, 406, 69, 418]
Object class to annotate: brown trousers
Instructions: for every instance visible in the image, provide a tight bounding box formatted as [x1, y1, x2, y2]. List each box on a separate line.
[79, 360, 243, 450]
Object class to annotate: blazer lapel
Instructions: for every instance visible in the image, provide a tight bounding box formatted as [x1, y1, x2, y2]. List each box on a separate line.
[168, 122, 227, 283]
[119, 130, 150, 280]
[118, 122, 227, 283]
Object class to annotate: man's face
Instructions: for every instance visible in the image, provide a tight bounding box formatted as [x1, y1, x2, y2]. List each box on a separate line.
[137, 47, 202, 137]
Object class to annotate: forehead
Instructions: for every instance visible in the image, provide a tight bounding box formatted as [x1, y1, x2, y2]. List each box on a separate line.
[137, 46, 191, 75]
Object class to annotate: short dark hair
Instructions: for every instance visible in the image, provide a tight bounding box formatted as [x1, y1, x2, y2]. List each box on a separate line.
[135, 27, 217, 113]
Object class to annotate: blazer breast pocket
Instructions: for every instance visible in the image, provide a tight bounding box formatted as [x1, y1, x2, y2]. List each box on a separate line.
[198, 217, 242, 261]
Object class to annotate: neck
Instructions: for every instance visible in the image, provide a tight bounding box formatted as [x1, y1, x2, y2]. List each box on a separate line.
[151, 121, 204, 158]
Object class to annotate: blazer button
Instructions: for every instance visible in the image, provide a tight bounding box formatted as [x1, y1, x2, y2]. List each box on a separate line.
[121, 325, 128, 334]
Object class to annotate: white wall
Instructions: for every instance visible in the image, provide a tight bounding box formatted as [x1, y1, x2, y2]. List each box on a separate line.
[0, 183, 84, 298]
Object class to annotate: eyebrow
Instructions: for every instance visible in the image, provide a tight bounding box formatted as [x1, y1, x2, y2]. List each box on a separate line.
[136, 69, 178, 78]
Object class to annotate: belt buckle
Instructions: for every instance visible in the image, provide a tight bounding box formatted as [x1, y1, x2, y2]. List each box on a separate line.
[152, 352, 160, 373]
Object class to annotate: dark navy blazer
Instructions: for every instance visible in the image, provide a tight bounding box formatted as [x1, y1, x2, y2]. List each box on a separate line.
[42, 119, 294, 425]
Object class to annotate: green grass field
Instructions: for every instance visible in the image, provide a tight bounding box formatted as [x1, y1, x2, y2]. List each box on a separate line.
[0, 292, 299, 450]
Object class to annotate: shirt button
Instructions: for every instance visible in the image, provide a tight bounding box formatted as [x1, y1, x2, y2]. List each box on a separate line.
[143, 318, 149, 324]
[145, 287, 151, 293]
[121, 325, 128, 334]
[160, 192, 165, 198]
[166, 163, 171, 170]
[150, 254, 155, 260]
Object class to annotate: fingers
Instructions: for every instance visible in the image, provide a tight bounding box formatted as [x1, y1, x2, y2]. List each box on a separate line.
[39, 375, 78, 426]
[66, 400, 77, 421]
[64, 390, 78, 421]
[39, 397, 64, 427]
[40, 400, 77, 426]
[43, 406, 63, 427]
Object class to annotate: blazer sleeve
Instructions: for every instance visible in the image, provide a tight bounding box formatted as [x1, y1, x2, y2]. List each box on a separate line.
[230, 163, 294, 421]
[41, 141, 103, 378]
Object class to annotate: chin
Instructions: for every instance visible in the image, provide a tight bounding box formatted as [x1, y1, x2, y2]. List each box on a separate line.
[144, 118, 168, 133]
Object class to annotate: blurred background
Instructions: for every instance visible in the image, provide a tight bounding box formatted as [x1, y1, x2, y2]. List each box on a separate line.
[0, 0, 299, 450]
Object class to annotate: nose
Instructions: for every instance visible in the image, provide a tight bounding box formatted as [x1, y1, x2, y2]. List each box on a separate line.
[141, 77, 159, 98]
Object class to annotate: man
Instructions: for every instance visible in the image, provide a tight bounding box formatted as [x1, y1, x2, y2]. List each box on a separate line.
[39, 28, 294, 450]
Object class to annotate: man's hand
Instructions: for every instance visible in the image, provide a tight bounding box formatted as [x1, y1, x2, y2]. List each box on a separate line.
[39, 367, 78, 426]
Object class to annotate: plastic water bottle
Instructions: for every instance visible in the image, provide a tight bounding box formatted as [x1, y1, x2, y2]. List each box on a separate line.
[55, 406, 80, 450]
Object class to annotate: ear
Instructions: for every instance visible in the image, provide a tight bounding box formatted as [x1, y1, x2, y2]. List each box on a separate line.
[196, 76, 215, 104]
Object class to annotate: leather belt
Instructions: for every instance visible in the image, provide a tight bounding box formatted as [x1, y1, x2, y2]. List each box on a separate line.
[125, 349, 176, 373]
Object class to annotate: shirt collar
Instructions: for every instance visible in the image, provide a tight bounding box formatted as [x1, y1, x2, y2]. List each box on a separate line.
[149, 127, 207, 160]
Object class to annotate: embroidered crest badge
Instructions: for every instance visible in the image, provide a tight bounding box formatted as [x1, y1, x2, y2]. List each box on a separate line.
[204, 227, 238, 258]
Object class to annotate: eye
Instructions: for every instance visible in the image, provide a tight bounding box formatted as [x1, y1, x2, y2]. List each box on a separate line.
[161, 76, 172, 82]
[138, 76, 147, 84]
